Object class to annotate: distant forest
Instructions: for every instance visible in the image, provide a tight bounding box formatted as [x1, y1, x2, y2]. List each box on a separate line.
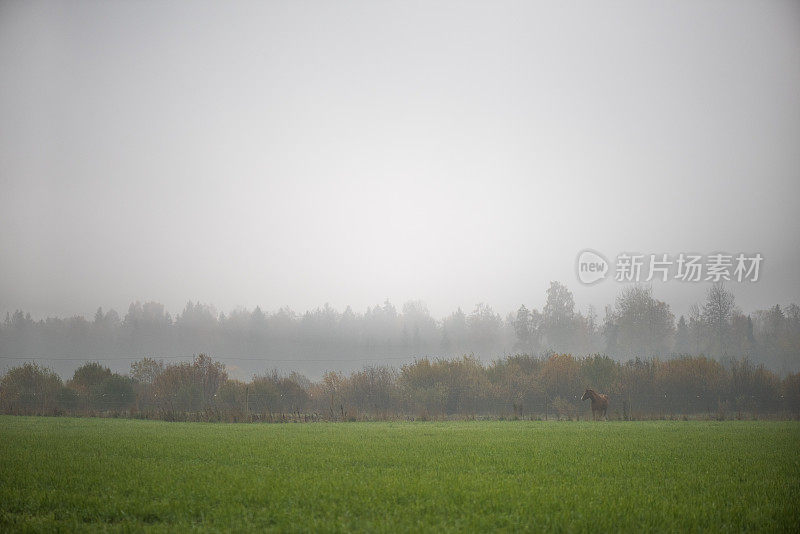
[1, 282, 798, 381]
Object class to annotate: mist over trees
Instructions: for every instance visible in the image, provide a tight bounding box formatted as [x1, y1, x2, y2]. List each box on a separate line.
[2, 282, 799, 421]
[1, 282, 798, 381]
[603, 286, 675, 358]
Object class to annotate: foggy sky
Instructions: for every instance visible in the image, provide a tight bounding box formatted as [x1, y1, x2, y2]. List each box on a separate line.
[1, 0, 799, 321]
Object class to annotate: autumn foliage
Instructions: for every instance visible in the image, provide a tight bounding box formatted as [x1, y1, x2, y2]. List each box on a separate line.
[2, 353, 798, 421]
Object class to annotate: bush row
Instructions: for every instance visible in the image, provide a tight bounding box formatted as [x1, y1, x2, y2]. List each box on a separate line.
[2, 354, 799, 421]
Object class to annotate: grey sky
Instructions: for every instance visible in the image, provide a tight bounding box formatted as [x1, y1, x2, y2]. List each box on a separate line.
[1, 0, 799, 320]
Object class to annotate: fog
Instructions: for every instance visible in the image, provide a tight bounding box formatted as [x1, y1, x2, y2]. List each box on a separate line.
[1, 1, 799, 379]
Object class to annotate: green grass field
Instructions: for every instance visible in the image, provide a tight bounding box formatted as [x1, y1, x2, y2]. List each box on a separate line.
[1, 417, 798, 532]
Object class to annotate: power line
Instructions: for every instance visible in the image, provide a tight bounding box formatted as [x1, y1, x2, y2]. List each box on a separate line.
[0, 355, 422, 362]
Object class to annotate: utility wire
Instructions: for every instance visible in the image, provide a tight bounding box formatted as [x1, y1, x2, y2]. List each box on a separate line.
[0, 355, 423, 362]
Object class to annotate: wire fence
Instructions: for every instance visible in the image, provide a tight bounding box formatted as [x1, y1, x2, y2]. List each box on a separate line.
[2, 389, 796, 422]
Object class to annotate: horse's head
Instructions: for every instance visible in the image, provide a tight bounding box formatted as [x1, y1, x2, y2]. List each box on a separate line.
[581, 388, 593, 401]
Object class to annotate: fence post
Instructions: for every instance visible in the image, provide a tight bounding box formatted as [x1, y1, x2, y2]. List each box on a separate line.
[245, 385, 249, 422]
[544, 393, 548, 421]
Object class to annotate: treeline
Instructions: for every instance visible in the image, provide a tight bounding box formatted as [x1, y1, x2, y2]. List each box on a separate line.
[2, 353, 799, 421]
[2, 283, 799, 377]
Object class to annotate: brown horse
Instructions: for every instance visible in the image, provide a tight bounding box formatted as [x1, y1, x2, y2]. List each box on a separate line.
[581, 388, 608, 420]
